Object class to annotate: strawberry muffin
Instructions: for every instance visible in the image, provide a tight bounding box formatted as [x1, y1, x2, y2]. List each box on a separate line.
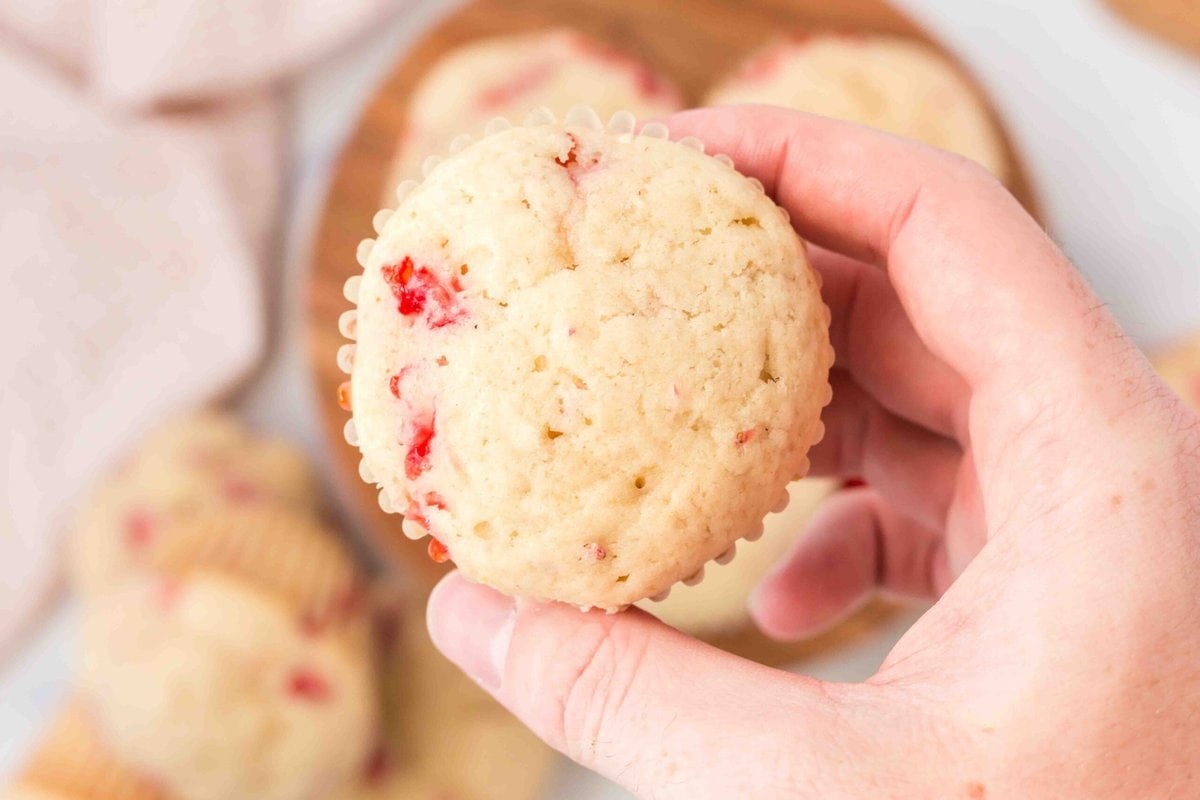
[68, 412, 319, 596]
[707, 34, 1009, 181]
[343, 109, 832, 610]
[636, 478, 837, 635]
[384, 29, 682, 196]
[78, 508, 378, 800]
[1153, 333, 1200, 410]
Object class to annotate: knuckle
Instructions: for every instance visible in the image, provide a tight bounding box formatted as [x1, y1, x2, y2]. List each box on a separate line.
[535, 617, 651, 763]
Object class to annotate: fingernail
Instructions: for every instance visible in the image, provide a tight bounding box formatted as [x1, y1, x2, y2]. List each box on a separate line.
[426, 571, 515, 692]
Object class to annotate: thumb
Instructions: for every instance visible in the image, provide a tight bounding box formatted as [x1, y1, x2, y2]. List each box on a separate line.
[426, 571, 922, 798]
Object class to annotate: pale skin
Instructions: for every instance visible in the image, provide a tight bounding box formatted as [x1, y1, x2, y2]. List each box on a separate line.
[426, 106, 1200, 798]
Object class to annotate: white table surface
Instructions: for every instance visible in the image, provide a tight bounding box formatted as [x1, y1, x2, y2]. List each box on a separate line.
[2, 0, 1197, 796]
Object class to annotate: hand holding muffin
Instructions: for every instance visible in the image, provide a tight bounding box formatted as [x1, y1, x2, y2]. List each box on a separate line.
[425, 107, 1200, 799]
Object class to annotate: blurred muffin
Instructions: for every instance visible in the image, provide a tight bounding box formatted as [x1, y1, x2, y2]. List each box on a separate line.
[637, 478, 837, 636]
[132, 413, 315, 492]
[68, 412, 319, 596]
[707, 34, 1009, 182]
[78, 508, 378, 800]
[5, 702, 165, 800]
[1153, 333, 1200, 410]
[384, 29, 683, 196]
[332, 591, 555, 800]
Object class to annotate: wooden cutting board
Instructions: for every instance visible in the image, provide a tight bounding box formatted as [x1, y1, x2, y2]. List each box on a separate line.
[1104, 0, 1200, 57]
[308, 0, 1039, 676]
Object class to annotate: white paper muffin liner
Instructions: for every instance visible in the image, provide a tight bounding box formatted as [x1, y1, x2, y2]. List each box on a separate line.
[15, 702, 164, 800]
[145, 506, 369, 633]
[338, 105, 834, 612]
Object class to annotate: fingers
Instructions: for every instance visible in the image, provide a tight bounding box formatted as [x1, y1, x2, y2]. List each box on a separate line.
[667, 106, 1120, 393]
[751, 489, 952, 641]
[427, 572, 894, 798]
[810, 245, 968, 439]
[810, 371, 960, 531]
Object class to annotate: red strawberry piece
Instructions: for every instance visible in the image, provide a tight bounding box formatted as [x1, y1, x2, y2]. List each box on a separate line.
[555, 133, 602, 182]
[477, 61, 556, 111]
[287, 668, 332, 702]
[381, 257, 466, 328]
[223, 478, 260, 503]
[405, 416, 436, 480]
[427, 538, 450, 564]
[155, 578, 182, 611]
[124, 509, 158, 549]
[363, 744, 392, 784]
[403, 500, 430, 532]
[568, 35, 675, 99]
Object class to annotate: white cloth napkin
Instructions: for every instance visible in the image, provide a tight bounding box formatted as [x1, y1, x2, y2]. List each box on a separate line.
[0, 0, 396, 656]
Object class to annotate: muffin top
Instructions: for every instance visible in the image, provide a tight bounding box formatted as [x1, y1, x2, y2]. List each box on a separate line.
[385, 29, 682, 191]
[347, 112, 832, 609]
[708, 34, 1009, 181]
[81, 572, 377, 800]
[68, 413, 318, 596]
[78, 503, 376, 800]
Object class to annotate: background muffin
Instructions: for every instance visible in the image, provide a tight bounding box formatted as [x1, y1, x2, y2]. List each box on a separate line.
[68, 414, 319, 596]
[707, 34, 1009, 181]
[333, 588, 556, 800]
[78, 508, 377, 800]
[384, 29, 683, 195]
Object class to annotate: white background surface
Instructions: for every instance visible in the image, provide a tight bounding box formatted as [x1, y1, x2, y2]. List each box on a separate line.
[2, 0, 1198, 796]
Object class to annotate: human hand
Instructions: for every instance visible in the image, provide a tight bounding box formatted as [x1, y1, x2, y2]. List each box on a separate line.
[425, 106, 1200, 798]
